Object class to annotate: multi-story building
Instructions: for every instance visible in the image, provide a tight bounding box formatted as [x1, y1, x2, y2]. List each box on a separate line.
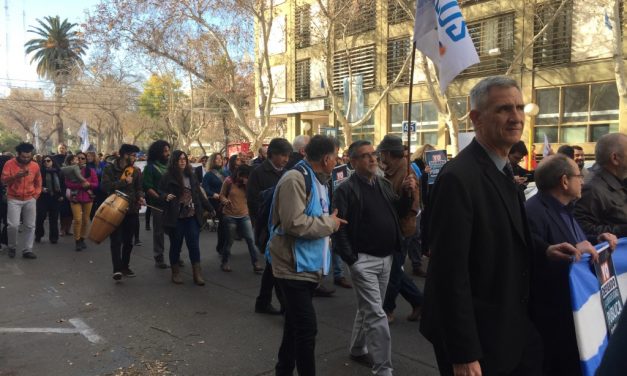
[255, 0, 626, 155]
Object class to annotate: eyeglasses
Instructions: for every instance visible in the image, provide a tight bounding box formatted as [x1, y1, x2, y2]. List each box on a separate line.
[355, 152, 379, 160]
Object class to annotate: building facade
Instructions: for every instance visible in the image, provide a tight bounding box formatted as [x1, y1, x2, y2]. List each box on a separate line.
[255, 0, 627, 155]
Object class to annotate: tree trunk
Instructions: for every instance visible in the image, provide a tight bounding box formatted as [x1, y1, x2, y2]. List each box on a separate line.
[53, 84, 64, 144]
[612, 0, 627, 105]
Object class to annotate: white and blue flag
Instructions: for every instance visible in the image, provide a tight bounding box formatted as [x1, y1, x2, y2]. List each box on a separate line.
[413, 0, 479, 93]
[78, 121, 90, 152]
[570, 238, 627, 375]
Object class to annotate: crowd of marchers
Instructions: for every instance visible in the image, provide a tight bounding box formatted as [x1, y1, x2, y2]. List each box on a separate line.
[1, 75, 627, 376]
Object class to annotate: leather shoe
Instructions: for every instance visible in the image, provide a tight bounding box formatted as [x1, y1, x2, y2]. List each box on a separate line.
[255, 304, 282, 315]
[313, 284, 335, 297]
[407, 305, 421, 322]
[349, 353, 373, 368]
[22, 251, 37, 259]
[334, 277, 352, 289]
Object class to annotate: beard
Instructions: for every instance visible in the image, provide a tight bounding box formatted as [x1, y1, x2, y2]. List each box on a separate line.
[577, 160, 584, 170]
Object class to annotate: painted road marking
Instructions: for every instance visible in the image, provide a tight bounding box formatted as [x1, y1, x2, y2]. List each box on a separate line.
[0, 317, 105, 344]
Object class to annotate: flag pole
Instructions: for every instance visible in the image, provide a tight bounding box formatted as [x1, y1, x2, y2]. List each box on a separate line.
[406, 41, 417, 174]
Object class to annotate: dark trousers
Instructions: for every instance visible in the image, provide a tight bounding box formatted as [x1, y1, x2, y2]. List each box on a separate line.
[35, 195, 59, 242]
[406, 211, 423, 270]
[434, 321, 543, 376]
[383, 238, 423, 313]
[133, 214, 140, 242]
[276, 278, 317, 376]
[256, 261, 285, 309]
[110, 214, 138, 273]
[145, 206, 152, 227]
[1, 199, 8, 245]
[215, 211, 226, 253]
[167, 217, 201, 265]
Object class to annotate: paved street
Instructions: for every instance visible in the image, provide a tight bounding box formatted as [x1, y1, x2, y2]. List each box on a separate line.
[0, 218, 437, 376]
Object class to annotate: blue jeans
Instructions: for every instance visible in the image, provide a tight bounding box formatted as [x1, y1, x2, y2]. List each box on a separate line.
[332, 251, 345, 279]
[382, 236, 423, 313]
[168, 217, 201, 265]
[221, 216, 258, 265]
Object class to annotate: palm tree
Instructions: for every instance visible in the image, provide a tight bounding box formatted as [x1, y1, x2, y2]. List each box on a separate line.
[25, 15, 87, 144]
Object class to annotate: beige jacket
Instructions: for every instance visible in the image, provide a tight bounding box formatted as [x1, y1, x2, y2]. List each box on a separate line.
[268, 169, 337, 283]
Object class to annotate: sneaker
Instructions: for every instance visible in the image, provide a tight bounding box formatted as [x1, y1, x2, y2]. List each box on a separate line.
[134, 240, 143, 246]
[113, 272, 122, 281]
[253, 263, 264, 273]
[79, 238, 87, 250]
[8, 248, 16, 258]
[75, 241, 83, 252]
[122, 268, 136, 278]
[22, 251, 37, 259]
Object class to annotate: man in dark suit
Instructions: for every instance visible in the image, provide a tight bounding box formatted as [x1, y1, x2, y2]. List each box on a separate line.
[525, 154, 615, 375]
[420, 76, 577, 376]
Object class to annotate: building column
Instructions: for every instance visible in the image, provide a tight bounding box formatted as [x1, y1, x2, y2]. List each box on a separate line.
[287, 113, 301, 142]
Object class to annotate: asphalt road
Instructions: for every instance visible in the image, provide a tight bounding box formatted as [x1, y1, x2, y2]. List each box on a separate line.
[0, 218, 437, 376]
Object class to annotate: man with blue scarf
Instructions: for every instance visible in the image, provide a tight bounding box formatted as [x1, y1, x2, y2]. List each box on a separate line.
[268, 135, 347, 376]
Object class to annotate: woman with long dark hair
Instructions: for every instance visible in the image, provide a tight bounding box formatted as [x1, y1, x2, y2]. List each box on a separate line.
[64, 152, 98, 251]
[35, 155, 64, 244]
[159, 150, 214, 285]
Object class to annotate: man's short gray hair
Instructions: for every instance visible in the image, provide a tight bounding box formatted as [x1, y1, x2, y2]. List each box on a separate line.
[293, 135, 310, 152]
[535, 154, 576, 191]
[470, 76, 520, 111]
[595, 133, 627, 166]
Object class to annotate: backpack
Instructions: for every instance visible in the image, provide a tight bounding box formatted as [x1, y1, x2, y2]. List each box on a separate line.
[254, 163, 312, 250]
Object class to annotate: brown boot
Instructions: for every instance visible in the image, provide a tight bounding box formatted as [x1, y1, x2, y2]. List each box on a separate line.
[171, 264, 183, 284]
[192, 263, 205, 286]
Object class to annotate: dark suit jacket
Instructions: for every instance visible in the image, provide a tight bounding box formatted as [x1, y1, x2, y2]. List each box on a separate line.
[420, 139, 535, 374]
[525, 192, 582, 375]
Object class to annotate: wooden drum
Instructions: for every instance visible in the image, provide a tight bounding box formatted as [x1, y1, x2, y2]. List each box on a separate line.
[88, 190, 130, 244]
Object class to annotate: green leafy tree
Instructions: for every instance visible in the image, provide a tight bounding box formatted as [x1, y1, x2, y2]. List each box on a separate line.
[24, 15, 87, 144]
[0, 125, 23, 153]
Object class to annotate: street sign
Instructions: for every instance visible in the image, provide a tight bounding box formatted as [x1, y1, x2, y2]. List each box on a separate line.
[402, 121, 417, 132]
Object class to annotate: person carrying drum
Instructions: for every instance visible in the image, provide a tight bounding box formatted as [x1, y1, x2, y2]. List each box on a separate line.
[100, 144, 146, 281]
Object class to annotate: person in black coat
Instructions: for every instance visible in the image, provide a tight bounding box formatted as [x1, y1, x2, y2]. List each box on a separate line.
[525, 154, 615, 376]
[159, 150, 214, 286]
[420, 76, 577, 375]
[35, 156, 64, 244]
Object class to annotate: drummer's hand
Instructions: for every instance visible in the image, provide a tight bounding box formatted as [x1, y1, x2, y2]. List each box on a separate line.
[166, 194, 176, 202]
[124, 176, 133, 184]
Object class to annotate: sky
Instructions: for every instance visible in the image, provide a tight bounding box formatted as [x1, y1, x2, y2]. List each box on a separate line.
[0, 0, 100, 96]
